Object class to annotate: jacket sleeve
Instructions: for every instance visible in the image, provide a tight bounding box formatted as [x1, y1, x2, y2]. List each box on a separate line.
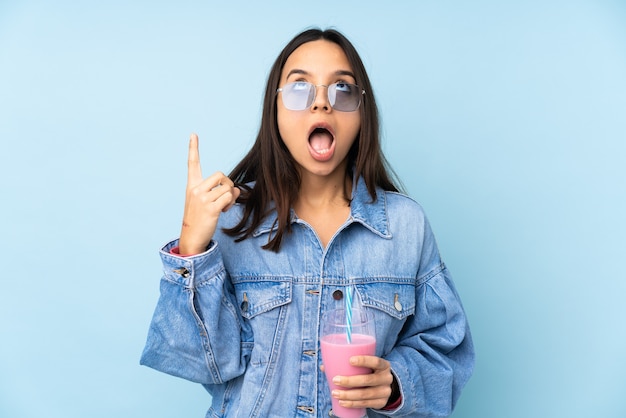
[377, 220, 474, 417]
[139, 239, 253, 385]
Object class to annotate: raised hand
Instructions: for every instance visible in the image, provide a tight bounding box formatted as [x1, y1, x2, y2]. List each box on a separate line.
[178, 133, 240, 255]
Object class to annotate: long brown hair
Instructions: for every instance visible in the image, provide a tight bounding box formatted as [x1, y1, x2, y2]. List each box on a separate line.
[224, 28, 400, 251]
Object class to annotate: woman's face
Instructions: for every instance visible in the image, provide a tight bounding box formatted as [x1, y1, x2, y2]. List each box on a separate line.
[277, 40, 361, 179]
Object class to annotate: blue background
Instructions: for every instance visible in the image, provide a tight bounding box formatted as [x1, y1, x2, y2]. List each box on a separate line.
[1, 1, 625, 417]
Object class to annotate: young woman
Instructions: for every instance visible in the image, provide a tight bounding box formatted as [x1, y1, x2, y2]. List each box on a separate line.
[141, 28, 474, 417]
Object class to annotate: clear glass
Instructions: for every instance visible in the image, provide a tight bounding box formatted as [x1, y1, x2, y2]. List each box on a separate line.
[320, 308, 376, 418]
[277, 82, 364, 111]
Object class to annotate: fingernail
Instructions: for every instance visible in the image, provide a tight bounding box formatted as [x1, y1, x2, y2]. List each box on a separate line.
[332, 390, 340, 398]
[332, 376, 340, 384]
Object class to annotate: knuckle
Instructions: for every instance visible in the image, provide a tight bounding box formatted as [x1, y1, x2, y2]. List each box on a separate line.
[198, 192, 211, 203]
[207, 200, 222, 213]
[360, 387, 375, 399]
[358, 375, 374, 387]
[385, 373, 394, 385]
[187, 187, 201, 199]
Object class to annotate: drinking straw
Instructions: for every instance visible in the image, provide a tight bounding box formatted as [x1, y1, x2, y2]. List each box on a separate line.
[345, 286, 353, 344]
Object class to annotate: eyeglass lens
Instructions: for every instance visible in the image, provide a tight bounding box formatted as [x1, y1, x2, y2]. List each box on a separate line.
[280, 82, 362, 112]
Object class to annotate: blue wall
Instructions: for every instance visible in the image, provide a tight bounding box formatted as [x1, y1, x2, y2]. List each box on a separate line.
[1, 1, 625, 417]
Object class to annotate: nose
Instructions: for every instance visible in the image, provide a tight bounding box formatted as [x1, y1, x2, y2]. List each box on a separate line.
[310, 84, 331, 112]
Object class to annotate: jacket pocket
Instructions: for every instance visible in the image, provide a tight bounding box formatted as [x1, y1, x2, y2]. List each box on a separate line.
[233, 279, 292, 319]
[355, 280, 416, 354]
[356, 280, 416, 319]
[232, 278, 292, 370]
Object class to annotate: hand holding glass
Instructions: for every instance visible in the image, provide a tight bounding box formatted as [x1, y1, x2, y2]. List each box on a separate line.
[320, 308, 376, 418]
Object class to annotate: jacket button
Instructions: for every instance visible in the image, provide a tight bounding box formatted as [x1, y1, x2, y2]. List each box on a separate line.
[332, 290, 343, 300]
[241, 292, 249, 312]
[394, 293, 403, 311]
[173, 267, 190, 278]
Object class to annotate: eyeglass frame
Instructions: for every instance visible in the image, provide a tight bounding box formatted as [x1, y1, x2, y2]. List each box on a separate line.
[276, 82, 366, 112]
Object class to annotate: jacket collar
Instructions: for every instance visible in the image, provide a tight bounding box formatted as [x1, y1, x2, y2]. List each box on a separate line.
[348, 175, 391, 238]
[252, 175, 391, 239]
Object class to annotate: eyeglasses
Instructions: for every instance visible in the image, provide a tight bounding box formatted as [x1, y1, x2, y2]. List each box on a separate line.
[276, 82, 365, 112]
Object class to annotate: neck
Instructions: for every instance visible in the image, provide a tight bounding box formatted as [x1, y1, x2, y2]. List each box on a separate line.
[296, 167, 352, 211]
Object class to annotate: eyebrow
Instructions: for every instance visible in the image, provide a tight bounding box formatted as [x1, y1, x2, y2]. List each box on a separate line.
[286, 68, 356, 80]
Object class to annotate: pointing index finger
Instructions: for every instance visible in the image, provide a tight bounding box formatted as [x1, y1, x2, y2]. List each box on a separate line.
[188, 133, 203, 184]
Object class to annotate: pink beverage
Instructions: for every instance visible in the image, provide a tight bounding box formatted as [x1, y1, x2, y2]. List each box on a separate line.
[321, 333, 377, 418]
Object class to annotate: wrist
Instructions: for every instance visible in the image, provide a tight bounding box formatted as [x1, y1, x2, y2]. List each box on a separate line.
[178, 233, 210, 256]
[178, 244, 205, 256]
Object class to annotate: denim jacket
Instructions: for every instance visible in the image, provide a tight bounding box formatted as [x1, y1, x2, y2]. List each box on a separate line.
[140, 177, 474, 417]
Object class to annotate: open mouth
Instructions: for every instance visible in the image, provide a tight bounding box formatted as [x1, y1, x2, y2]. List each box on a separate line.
[308, 127, 335, 156]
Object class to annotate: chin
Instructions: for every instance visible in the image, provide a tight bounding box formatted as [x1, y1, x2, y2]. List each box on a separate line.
[304, 160, 347, 178]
